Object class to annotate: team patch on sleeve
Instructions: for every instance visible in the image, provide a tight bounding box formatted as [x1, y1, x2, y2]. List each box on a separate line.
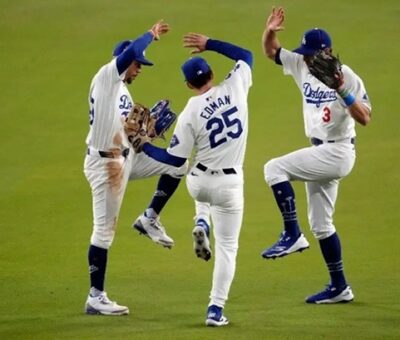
[169, 134, 180, 148]
[224, 63, 241, 80]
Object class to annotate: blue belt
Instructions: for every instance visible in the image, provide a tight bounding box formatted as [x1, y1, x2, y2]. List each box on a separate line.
[311, 137, 355, 146]
[196, 163, 237, 175]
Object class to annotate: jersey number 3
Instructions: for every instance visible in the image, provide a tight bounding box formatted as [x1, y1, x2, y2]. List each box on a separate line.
[322, 106, 331, 123]
[206, 106, 243, 149]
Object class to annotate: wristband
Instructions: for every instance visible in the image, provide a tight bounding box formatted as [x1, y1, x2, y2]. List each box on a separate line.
[342, 94, 355, 106]
[338, 88, 356, 106]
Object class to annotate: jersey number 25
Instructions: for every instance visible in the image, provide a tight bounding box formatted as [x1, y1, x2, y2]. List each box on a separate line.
[206, 106, 243, 149]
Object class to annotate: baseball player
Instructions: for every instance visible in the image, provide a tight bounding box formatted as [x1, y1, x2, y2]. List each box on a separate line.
[260, 7, 371, 303]
[135, 33, 253, 326]
[84, 20, 187, 316]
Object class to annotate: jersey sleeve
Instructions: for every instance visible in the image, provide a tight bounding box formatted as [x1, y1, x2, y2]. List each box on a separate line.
[280, 48, 304, 78]
[223, 60, 252, 93]
[166, 105, 196, 159]
[341, 65, 372, 111]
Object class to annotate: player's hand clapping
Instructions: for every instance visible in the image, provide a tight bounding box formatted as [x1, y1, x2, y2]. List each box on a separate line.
[266, 6, 285, 32]
[149, 19, 170, 40]
[183, 33, 209, 54]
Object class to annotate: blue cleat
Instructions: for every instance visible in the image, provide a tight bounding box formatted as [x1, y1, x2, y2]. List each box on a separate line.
[261, 231, 310, 259]
[205, 305, 229, 327]
[306, 284, 354, 304]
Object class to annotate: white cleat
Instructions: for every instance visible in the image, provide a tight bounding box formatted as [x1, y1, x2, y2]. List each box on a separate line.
[306, 285, 354, 304]
[193, 225, 212, 261]
[205, 305, 229, 327]
[85, 292, 129, 316]
[206, 315, 229, 327]
[133, 214, 174, 249]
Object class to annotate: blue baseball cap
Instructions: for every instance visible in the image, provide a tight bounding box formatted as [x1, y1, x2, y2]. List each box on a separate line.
[181, 57, 211, 83]
[293, 28, 332, 56]
[112, 40, 154, 66]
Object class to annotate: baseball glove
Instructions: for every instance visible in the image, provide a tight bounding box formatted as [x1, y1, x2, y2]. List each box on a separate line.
[308, 50, 343, 89]
[124, 99, 176, 152]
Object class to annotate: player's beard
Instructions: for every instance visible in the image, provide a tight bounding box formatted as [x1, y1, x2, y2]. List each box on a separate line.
[125, 75, 137, 84]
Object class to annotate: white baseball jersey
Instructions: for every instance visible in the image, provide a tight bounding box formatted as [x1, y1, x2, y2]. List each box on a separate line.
[167, 60, 252, 168]
[181, 58, 252, 308]
[279, 48, 371, 140]
[86, 58, 132, 151]
[84, 58, 188, 250]
[265, 48, 372, 241]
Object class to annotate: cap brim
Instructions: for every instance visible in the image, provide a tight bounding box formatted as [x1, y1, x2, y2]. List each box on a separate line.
[293, 46, 318, 56]
[135, 57, 154, 66]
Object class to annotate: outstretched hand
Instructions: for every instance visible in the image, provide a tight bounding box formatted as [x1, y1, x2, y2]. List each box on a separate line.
[183, 33, 209, 54]
[266, 6, 285, 32]
[149, 19, 170, 40]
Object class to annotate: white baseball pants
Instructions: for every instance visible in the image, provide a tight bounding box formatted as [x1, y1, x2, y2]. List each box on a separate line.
[84, 149, 187, 249]
[264, 142, 355, 239]
[186, 165, 244, 308]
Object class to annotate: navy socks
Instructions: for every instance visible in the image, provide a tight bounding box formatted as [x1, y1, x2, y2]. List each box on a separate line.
[88, 245, 108, 292]
[271, 181, 301, 237]
[148, 175, 181, 214]
[319, 232, 347, 288]
[271, 182, 347, 288]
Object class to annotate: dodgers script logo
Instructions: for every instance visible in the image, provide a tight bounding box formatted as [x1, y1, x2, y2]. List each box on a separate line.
[303, 82, 337, 108]
[119, 95, 132, 117]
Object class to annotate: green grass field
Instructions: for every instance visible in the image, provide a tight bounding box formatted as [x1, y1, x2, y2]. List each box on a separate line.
[1, 0, 399, 338]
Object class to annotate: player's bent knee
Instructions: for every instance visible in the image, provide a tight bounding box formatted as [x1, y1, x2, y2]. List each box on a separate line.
[169, 160, 189, 178]
[264, 159, 287, 186]
[90, 229, 115, 249]
[263, 160, 274, 184]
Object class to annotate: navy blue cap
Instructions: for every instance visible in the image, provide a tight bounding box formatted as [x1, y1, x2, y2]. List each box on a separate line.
[293, 28, 332, 56]
[112, 40, 154, 66]
[181, 57, 211, 83]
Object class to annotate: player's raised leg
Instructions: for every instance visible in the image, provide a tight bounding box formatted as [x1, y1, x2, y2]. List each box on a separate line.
[133, 174, 180, 248]
[261, 158, 309, 259]
[129, 152, 188, 248]
[192, 201, 212, 261]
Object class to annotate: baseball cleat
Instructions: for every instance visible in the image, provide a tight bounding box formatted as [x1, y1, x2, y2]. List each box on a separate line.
[306, 284, 354, 304]
[192, 219, 211, 261]
[85, 292, 129, 316]
[261, 231, 309, 259]
[205, 305, 229, 327]
[133, 214, 174, 249]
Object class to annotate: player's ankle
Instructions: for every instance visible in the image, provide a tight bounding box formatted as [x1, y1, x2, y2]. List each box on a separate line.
[145, 208, 157, 219]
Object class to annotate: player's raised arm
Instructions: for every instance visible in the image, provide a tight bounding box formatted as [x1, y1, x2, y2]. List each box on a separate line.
[116, 20, 170, 75]
[183, 33, 253, 68]
[262, 6, 284, 60]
